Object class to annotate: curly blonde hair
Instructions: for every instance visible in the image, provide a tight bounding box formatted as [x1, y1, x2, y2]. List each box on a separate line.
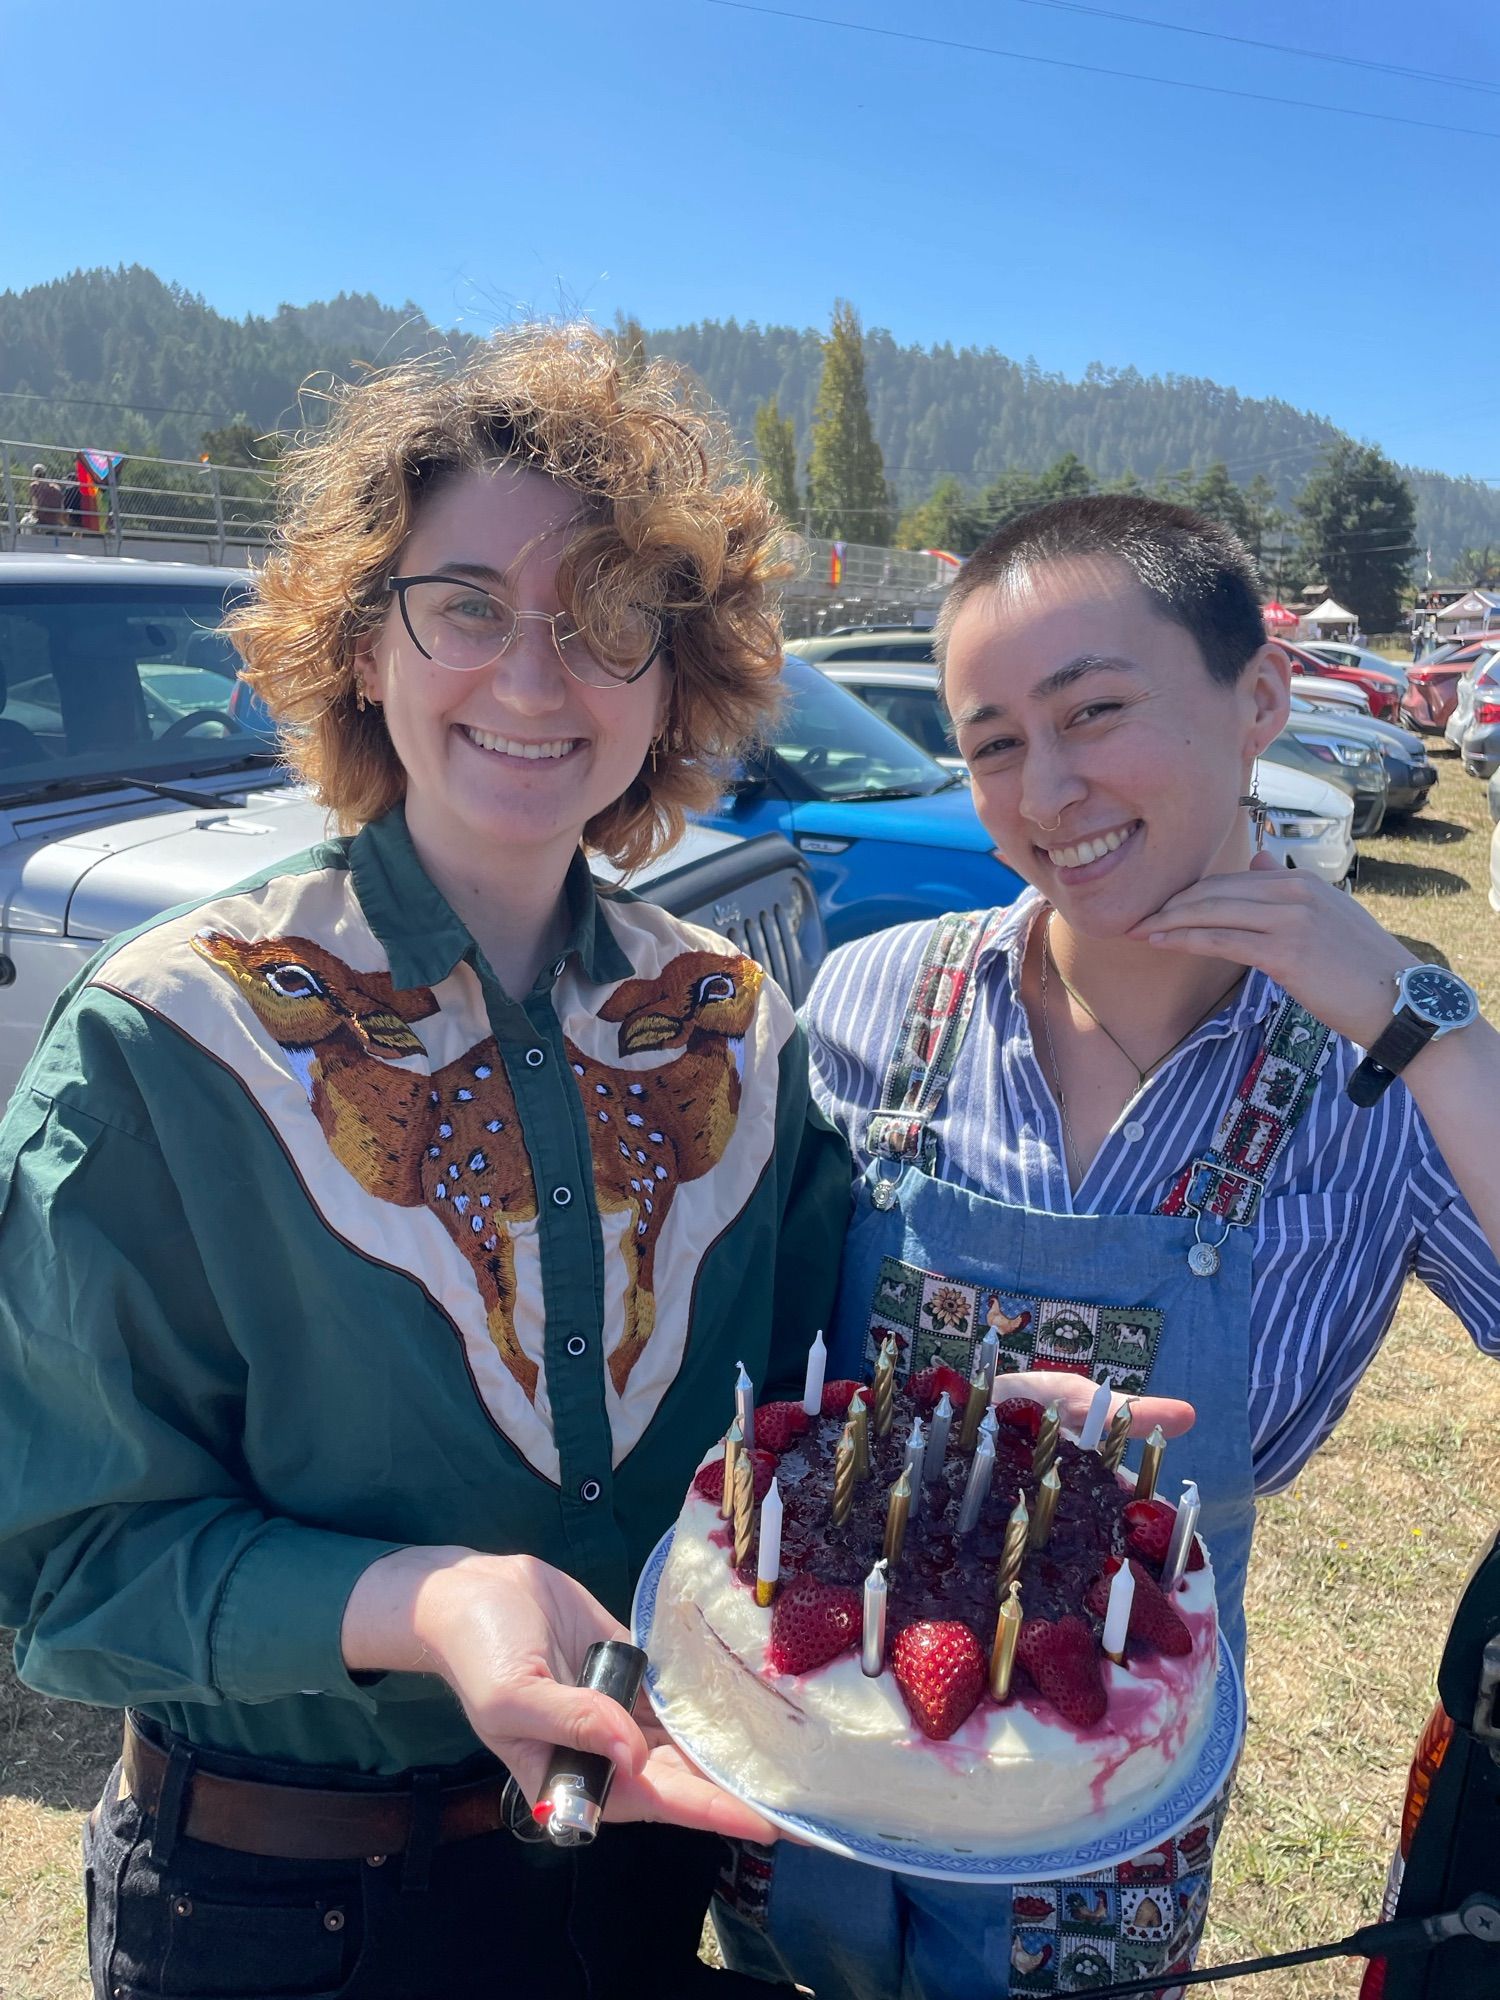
[229, 323, 789, 869]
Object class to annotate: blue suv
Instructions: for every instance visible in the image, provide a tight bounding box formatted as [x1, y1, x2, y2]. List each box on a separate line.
[699, 655, 1025, 946]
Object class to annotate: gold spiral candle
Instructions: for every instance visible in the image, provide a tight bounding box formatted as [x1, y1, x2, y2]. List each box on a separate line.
[720, 1420, 743, 1521]
[989, 1580, 1023, 1701]
[1100, 1401, 1133, 1474]
[1031, 1400, 1061, 1481]
[1135, 1425, 1166, 1501]
[998, 1492, 1029, 1599]
[882, 1466, 913, 1566]
[873, 1338, 896, 1438]
[958, 1369, 989, 1453]
[732, 1447, 755, 1567]
[849, 1389, 871, 1482]
[831, 1425, 856, 1529]
[1027, 1464, 1061, 1550]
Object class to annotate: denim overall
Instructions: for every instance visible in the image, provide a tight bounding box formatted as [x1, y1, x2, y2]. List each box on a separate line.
[717, 914, 1330, 2000]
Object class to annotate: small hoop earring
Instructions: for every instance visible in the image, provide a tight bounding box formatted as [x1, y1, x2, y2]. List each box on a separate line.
[1238, 785, 1268, 853]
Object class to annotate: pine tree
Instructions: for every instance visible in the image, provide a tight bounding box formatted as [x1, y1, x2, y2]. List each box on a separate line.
[1297, 442, 1417, 633]
[612, 313, 648, 381]
[895, 474, 974, 552]
[753, 397, 800, 527]
[805, 301, 890, 544]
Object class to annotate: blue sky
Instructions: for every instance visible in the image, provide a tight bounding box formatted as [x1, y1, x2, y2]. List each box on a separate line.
[4, 0, 1498, 480]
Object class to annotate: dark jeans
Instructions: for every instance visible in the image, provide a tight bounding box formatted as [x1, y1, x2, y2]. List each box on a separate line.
[84, 1724, 784, 2000]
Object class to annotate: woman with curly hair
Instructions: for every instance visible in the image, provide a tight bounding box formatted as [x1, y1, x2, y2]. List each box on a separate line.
[0, 325, 845, 2000]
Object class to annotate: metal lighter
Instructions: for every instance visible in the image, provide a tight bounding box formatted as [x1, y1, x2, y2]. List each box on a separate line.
[532, 1640, 649, 1847]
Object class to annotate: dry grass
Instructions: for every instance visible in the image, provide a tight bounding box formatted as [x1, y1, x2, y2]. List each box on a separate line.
[2, 752, 1497, 1999]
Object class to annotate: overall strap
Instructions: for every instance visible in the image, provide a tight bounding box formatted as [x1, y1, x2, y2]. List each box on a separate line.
[1157, 994, 1334, 1229]
[865, 910, 1003, 1173]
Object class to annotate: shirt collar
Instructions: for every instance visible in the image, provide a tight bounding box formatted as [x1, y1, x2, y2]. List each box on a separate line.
[349, 806, 633, 995]
[984, 885, 1280, 1039]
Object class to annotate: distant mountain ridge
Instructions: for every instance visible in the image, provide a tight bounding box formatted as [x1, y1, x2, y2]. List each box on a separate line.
[2, 266, 1496, 566]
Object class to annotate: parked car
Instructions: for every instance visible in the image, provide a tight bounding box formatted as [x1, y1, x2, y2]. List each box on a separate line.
[1445, 654, 1500, 779]
[1400, 638, 1498, 736]
[1288, 692, 1435, 817]
[698, 655, 1025, 945]
[1285, 641, 1403, 722]
[808, 655, 1355, 885]
[1300, 640, 1410, 697]
[794, 628, 938, 667]
[1289, 671, 1381, 719]
[1268, 713, 1387, 838]
[0, 556, 826, 1106]
[1358, 1527, 1500, 1999]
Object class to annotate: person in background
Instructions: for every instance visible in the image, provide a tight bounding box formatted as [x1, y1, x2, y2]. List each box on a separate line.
[716, 494, 1500, 1999]
[0, 325, 845, 2000]
[28, 460, 64, 527]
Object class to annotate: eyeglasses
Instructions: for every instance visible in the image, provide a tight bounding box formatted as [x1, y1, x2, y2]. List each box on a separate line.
[387, 575, 664, 690]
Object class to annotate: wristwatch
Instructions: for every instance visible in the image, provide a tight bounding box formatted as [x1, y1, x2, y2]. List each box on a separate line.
[1346, 964, 1480, 1107]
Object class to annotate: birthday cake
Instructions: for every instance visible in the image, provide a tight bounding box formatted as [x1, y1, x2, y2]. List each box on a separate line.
[647, 1369, 1217, 1852]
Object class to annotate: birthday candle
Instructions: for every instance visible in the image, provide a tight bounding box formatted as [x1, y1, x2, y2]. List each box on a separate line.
[1102, 1561, 1136, 1664]
[873, 1337, 896, 1438]
[849, 1388, 871, 1481]
[732, 1447, 755, 1567]
[1032, 1400, 1061, 1481]
[923, 1390, 953, 1483]
[735, 1359, 755, 1453]
[882, 1466, 913, 1566]
[989, 1581, 1023, 1701]
[1028, 1464, 1061, 1549]
[861, 1559, 889, 1676]
[976, 1328, 1001, 1396]
[1135, 1425, 1167, 1501]
[902, 1416, 925, 1520]
[1078, 1381, 1112, 1452]
[755, 1478, 783, 1606]
[997, 1493, 1029, 1599]
[1161, 1480, 1202, 1589]
[720, 1420, 743, 1522]
[801, 1330, 827, 1418]
[958, 1361, 989, 1453]
[956, 1430, 995, 1534]
[831, 1425, 856, 1529]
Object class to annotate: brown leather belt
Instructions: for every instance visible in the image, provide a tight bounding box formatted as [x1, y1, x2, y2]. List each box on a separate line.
[122, 1716, 512, 1861]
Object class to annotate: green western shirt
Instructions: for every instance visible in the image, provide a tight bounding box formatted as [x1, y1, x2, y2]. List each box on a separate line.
[0, 808, 849, 1774]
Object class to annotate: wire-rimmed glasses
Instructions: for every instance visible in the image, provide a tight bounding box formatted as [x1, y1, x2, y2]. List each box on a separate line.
[388, 575, 665, 690]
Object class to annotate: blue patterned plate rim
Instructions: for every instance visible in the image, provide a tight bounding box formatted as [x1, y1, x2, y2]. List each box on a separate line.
[631, 1527, 1245, 1885]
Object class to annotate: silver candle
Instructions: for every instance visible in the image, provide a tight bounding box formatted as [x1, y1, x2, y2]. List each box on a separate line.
[734, 1359, 755, 1453]
[955, 1429, 996, 1534]
[861, 1558, 889, 1676]
[976, 1327, 1001, 1396]
[923, 1389, 953, 1484]
[902, 1415, 925, 1520]
[1161, 1479, 1202, 1589]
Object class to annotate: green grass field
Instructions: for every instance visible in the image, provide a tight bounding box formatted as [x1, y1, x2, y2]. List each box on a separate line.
[3, 748, 1498, 2000]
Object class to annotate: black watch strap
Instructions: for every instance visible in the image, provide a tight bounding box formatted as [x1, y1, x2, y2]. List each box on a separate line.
[1346, 1009, 1437, 1107]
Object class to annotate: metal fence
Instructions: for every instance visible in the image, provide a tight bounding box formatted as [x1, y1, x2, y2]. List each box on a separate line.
[1, 439, 277, 562]
[1, 437, 957, 630]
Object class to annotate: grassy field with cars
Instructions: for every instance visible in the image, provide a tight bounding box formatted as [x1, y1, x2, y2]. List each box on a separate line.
[2, 750, 1497, 2000]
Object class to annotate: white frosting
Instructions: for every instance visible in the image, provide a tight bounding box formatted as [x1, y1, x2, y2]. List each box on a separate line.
[649, 1474, 1218, 1852]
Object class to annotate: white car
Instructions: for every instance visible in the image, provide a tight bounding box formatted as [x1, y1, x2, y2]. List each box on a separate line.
[814, 659, 1356, 886]
[1286, 672, 1372, 718]
[0, 556, 825, 1107]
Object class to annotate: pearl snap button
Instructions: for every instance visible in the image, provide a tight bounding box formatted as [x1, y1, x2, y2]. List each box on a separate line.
[525, 1047, 545, 1068]
[567, 1335, 587, 1357]
[1123, 1120, 1146, 1142]
[580, 1479, 602, 1503]
[552, 1186, 572, 1207]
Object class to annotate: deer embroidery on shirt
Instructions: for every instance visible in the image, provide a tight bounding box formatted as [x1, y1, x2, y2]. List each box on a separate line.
[192, 931, 762, 1402]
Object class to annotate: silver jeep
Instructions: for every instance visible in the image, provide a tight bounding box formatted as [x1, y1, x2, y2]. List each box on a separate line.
[0, 555, 825, 1107]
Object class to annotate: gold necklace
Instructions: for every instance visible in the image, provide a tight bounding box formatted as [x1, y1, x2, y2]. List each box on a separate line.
[1043, 915, 1246, 1094]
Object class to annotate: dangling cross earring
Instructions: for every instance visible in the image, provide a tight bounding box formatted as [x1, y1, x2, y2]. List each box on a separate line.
[648, 734, 661, 773]
[1238, 784, 1268, 853]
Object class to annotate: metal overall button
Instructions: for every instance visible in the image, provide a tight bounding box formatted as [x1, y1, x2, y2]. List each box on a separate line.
[566, 1335, 587, 1357]
[526, 1047, 546, 1068]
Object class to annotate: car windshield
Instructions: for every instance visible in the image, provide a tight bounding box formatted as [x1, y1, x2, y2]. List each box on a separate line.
[774, 657, 954, 800]
[0, 581, 277, 802]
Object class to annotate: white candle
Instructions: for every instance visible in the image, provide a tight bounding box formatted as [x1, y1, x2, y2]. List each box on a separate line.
[861, 1558, 889, 1676]
[902, 1416, 925, 1520]
[755, 1477, 783, 1607]
[800, 1330, 827, 1418]
[735, 1359, 755, 1453]
[1102, 1560, 1136, 1664]
[1161, 1480, 1202, 1590]
[923, 1390, 953, 1484]
[977, 1328, 1001, 1395]
[1078, 1381, 1112, 1452]
[956, 1431, 996, 1534]
[978, 1407, 999, 1450]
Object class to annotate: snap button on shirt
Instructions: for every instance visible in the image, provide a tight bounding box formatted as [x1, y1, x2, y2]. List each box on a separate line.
[566, 1335, 587, 1357]
[525, 1047, 545, 1068]
[552, 1187, 572, 1208]
[579, 1479, 602, 1503]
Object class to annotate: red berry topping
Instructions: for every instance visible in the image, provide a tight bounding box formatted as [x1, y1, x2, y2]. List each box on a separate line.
[994, 1396, 1046, 1441]
[1015, 1615, 1108, 1729]
[1122, 1560, 1194, 1656]
[1122, 1499, 1177, 1567]
[754, 1400, 811, 1455]
[820, 1379, 864, 1419]
[691, 1448, 778, 1506]
[906, 1364, 972, 1414]
[766, 1576, 863, 1676]
[890, 1620, 987, 1741]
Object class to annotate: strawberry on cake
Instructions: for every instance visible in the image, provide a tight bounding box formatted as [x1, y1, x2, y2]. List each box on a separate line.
[646, 1373, 1218, 1854]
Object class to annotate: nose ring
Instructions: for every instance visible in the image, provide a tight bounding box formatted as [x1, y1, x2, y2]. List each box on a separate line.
[1036, 813, 1063, 833]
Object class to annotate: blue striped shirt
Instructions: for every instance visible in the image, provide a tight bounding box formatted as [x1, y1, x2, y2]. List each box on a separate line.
[804, 892, 1500, 1495]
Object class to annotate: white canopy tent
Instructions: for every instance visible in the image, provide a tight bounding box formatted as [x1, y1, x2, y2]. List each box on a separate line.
[1301, 598, 1358, 635]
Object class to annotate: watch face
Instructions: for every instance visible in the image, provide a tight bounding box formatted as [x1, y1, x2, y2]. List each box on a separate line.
[1402, 966, 1476, 1027]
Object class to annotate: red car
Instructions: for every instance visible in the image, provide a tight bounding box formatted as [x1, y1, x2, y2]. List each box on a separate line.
[1404, 637, 1500, 736]
[1284, 642, 1402, 722]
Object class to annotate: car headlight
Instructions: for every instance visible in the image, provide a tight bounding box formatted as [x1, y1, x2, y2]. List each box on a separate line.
[1326, 742, 1378, 766]
[1265, 814, 1339, 839]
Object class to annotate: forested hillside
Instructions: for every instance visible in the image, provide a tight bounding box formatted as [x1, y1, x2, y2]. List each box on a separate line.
[2, 267, 1496, 565]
